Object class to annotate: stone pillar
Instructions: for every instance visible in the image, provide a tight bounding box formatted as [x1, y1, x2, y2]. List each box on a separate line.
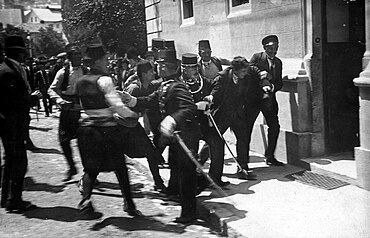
[353, 1, 370, 191]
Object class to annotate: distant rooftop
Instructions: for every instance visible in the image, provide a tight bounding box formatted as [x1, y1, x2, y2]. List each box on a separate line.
[30, 8, 62, 22]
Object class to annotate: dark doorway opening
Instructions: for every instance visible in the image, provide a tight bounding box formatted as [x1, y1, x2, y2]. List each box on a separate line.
[324, 0, 365, 154]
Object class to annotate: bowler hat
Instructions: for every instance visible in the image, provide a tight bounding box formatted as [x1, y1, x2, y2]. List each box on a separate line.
[137, 60, 153, 74]
[181, 53, 198, 67]
[262, 35, 279, 46]
[198, 40, 211, 51]
[84, 44, 106, 61]
[5, 35, 26, 50]
[157, 49, 177, 63]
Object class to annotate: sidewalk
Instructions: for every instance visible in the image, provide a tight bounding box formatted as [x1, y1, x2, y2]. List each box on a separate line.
[136, 131, 370, 238]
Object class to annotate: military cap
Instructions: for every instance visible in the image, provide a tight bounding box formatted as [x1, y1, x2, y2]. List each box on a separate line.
[198, 40, 211, 51]
[83, 43, 106, 61]
[4, 35, 26, 50]
[137, 60, 153, 74]
[157, 49, 177, 63]
[181, 53, 198, 67]
[262, 35, 279, 46]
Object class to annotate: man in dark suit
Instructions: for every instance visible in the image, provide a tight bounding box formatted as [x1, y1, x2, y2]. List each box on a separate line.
[247, 35, 284, 166]
[121, 49, 201, 224]
[0, 35, 39, 212]
[202, 56, 260, 184]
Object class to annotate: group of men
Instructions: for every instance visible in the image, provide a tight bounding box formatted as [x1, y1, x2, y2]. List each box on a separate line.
[0, 33, 284, 224]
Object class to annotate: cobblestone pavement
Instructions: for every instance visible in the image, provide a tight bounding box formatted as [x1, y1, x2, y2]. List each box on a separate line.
[0, 109, 222, 238]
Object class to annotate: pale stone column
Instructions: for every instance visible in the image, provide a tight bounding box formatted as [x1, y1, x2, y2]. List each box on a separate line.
[353, 1, 370, 191]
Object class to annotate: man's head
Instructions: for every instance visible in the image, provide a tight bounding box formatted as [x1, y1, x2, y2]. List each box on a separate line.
[181, 53, 199, 84]
[83, 44, 108, 73]
[262, 35, 279, 58]
[198, 40, 212, 63]
[137, 60, 155, 83]
[231, 56, 250, 79]
[4, 35, 28, 63]
[66, 44, 82, 67]
[156, 49, 178, 79]
[126, 47, 140, 68]
[145, 50, 155, 64]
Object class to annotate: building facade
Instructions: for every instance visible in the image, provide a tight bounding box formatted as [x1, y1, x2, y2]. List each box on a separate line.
[145, 0, 370, 190]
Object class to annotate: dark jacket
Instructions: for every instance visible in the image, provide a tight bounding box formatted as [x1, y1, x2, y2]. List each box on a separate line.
[250, 52, 283, 93]
[135, 79, 197, 132]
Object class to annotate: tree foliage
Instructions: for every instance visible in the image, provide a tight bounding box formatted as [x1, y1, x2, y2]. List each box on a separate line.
[33, 25, 65, 57]
[63, 0, 147, 57]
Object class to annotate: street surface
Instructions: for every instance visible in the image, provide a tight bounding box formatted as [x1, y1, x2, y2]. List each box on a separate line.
[0, 109, 222, 238]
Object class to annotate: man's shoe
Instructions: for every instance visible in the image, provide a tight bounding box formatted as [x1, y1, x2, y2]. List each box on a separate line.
[174, 216, 197, 224]
[78, 203, 102, 220]
[63, 168, 78, 182]
[215, 180, 230, 187]
[123, 204, 143, 216]
[236, 169, 257, 180]
[6, 200, 37, 212]
[266, 157, 284, 166]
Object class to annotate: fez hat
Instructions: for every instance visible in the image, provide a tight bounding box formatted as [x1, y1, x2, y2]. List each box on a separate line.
[152, 38, 165, 50]
[181, 53, 198, 67]
[84, 44, 105, 61]
[198, 40, 211, 51]
[137, 60, 153, 74]
[157, 49, 177, 63]
[262, 35, 279, 46]
[4, 35, 26, 50]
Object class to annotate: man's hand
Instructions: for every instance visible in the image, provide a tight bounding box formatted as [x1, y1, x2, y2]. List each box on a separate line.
[116, 90, 136, 106]
[31, 90, 42, 98]
[259, 70, 272, 81]
[203, 95, 213, 103]
[196, 101, 211, 115]
[160, 115, 176, 137]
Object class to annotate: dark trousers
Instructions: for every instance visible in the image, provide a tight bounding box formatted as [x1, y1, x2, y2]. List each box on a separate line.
[170, 132, 199, 218]
[245, 97, 280, 159]
[77, 125, 136, 210]
[40, 90, 52, 116]
[59, 109, 80, 171]
[203, 112, 249, 182]
[0, 112, 29, 206]
[125, 123, 164, 187]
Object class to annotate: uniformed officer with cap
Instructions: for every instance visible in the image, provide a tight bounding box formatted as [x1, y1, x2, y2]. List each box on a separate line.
[120, 49, 201, 224]
[247, 34, 284, 166]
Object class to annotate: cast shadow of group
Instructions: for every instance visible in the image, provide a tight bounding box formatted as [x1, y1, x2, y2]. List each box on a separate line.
[20, 179, 208, 236]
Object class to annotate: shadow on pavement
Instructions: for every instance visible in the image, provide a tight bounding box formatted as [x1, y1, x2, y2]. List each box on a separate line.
[90, 216, 187, 234]
[23, 206, 79, 222]
[24, 177, 66, 193]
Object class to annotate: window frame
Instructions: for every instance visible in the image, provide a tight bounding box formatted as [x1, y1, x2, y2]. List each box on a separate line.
[227, 0, 251, 18]
[180, 0, 195, 26]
